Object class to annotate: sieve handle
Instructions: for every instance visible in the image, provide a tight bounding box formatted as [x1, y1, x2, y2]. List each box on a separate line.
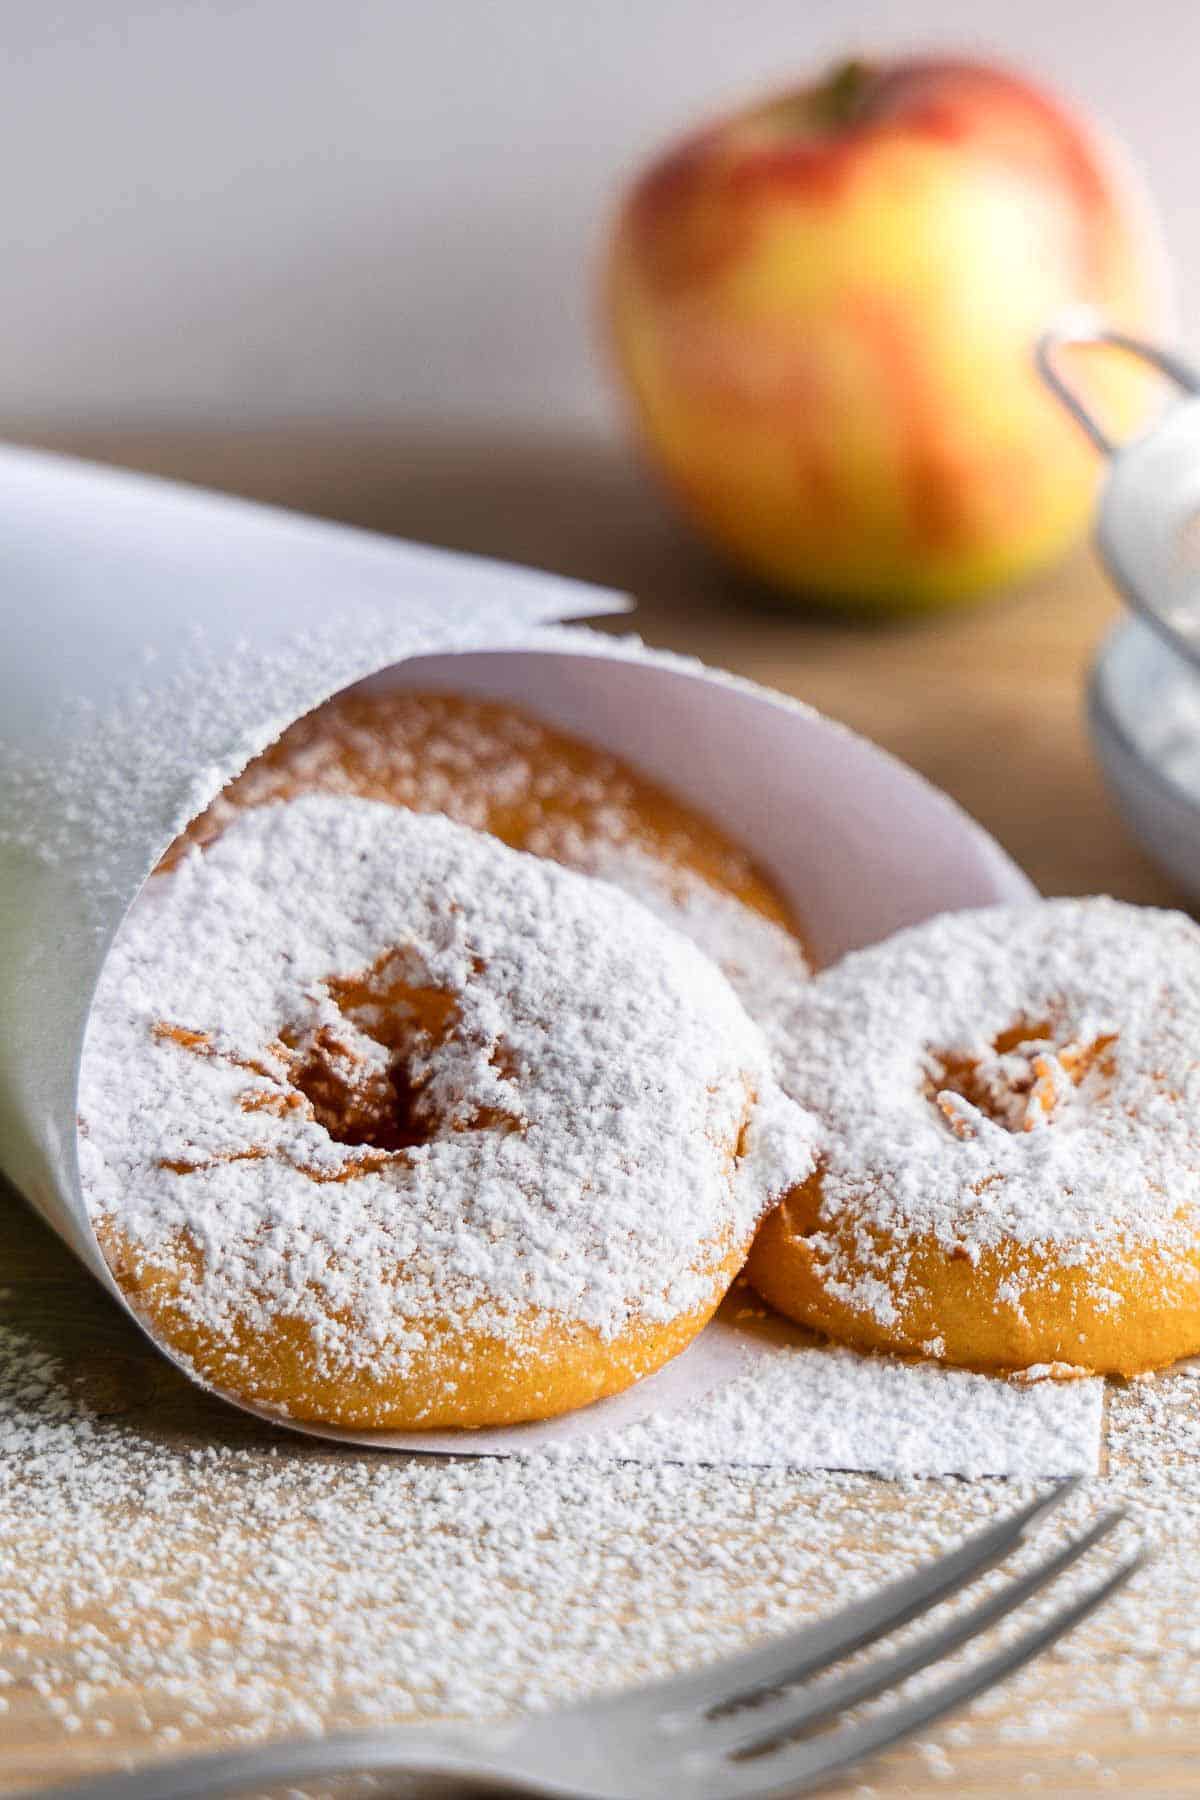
[1036, 317, 1200, 458]
[1037, 318, 1200, 675]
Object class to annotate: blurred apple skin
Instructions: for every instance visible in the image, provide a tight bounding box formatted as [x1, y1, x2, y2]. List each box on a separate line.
[606, 58, 1169, 612]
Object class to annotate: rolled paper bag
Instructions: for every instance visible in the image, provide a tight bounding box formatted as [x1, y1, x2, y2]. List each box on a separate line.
[0, 444, 627, 1262]
[0, 443, 1047, 1465]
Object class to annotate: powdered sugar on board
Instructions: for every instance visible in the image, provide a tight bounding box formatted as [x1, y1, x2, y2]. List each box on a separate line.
[0, 1296, 1146, 1777]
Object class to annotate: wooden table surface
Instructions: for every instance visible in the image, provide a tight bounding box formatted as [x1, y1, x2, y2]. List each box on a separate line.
[1, 424, 1195, 1798]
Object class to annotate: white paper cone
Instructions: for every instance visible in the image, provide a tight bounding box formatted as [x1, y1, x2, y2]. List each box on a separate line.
[1, 445, 1079, 1478]
[0, 444, 627, 1266]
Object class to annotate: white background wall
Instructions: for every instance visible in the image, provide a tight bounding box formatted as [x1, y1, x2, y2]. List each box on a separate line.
[2, 0, 1197, 429]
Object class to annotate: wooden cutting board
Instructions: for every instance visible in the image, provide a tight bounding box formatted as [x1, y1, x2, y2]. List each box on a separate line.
[0, 424, 1192, 1798]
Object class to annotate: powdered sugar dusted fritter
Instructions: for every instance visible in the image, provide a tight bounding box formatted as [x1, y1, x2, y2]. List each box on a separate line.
[557, 837, 809, 1062]
[172, 688, 813, 1025]
[748, 897, 1200, 1375]
[79, 797, 815, 1419]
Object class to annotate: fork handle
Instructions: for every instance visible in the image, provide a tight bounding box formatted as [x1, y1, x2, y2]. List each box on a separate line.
[32, 1724, 521, 1800]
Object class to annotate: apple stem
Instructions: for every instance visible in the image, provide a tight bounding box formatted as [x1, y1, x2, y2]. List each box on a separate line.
[812, 58, 874, 128]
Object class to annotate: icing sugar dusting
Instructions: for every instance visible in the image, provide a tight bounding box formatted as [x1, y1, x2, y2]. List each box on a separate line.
[173, 685, 813, 1028]
[772, 897, 1200, 1316]
[556, 837, 813, 1051]
[78, 797, 815, 1381]
[0, 1303, 1180, 1785]
[576, 1311, 1102, 1478]
[0, 613, 572, 931]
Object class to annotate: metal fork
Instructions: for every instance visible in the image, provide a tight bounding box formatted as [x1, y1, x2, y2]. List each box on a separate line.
[37, 1479, 1139, 1800]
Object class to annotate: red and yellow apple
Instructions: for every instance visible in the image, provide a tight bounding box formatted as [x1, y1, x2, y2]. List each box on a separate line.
[606, 58, 1169, 611]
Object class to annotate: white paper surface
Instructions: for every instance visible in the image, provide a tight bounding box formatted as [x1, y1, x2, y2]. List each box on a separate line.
[0, 446, 1095, 1478]
[309, 1303, 1102, 1479]
[574, 1314, 1104, 1479]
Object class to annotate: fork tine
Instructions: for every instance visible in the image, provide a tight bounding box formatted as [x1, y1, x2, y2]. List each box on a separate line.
[698, 1551, 1145, 1800]
[630, 1477, 1078, 1724]
[697, 1508, 1126, 1757]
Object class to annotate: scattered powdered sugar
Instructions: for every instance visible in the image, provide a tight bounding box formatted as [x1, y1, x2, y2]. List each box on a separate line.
[78, 797, 814, 1383]
[774, 897, 1200, 1268]
[1, 1295, 1197, 1792]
